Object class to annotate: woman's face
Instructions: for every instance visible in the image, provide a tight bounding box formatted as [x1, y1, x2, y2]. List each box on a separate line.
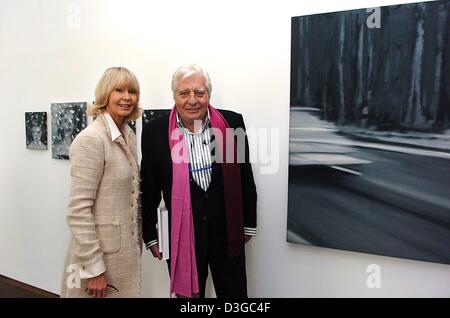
[31, 126, 42, 142]
[106, 86, 138, 124]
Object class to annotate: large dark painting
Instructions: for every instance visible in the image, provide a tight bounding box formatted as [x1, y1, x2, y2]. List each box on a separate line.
[288, 1, 450, 264]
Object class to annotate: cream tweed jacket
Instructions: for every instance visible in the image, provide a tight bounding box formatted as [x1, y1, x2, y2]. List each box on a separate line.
[61, 113, 142, 298]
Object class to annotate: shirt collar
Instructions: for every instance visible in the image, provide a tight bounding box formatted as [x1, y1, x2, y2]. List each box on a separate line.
[176, 108, 210, 135]
[104, 112, 122, 141]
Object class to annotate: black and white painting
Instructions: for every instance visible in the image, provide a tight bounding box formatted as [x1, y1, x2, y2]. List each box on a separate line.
[25, 112, 47, 150]
[288, 1, 450, 264]
[128, 120, 136, 133]
[142, 109, 171, 127]
[51, 102, 87, 160]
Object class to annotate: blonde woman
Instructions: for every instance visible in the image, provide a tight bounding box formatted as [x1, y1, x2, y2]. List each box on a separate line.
[61, 67, 143, 298]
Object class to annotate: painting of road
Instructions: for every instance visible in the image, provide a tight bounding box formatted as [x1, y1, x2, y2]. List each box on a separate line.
[288, 1, 450, 265]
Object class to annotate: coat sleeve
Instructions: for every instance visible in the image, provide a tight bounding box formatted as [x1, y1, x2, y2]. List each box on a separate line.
[140, 123, 162, 247]
[67, 132, 106, 278]
[237, 114, 257, 234]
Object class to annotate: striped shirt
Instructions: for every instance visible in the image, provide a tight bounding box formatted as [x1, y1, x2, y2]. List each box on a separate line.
[177, 111, 213, 192]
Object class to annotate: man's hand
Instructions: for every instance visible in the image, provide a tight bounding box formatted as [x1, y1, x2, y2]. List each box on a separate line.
[150, 244, 162, 260]
[87, 273, 107, 298]
[245, 235, 252, 243]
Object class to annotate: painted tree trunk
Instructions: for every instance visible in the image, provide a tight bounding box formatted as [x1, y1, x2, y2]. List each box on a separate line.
[405, 3, 426, 128]
[366, 25, 374, 111]
[355, 19, 365, 117]
[430, 3, 447, 124]
[303, 19, 312, 105]
[337, 14, 346, 125]
[294, 19, 304, 104]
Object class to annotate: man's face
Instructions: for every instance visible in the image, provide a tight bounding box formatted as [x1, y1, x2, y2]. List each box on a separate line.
[174, 73, 209, 129]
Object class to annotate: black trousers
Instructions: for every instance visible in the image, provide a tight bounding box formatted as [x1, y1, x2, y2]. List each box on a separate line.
[166, 253, 247, 298]
[190, 167, 248, 298]
[196, 253, 247, 298]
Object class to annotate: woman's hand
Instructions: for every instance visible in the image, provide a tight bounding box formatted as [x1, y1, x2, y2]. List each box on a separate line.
[87, 273, 107, 297]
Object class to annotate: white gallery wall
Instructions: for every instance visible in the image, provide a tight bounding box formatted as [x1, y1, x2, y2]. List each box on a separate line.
[1, 0, 449, 297]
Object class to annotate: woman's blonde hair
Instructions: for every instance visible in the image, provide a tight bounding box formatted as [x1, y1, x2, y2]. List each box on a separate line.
[87, 67, 142, 121]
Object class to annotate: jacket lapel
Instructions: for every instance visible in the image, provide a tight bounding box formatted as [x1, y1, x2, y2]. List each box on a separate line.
[114, 129, 137, 167]
[98, 114, 137, 167]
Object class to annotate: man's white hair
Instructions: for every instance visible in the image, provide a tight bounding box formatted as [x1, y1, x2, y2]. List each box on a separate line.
[171, 64, 212, 95]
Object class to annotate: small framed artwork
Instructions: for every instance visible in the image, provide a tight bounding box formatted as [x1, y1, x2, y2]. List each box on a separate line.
[25, 112, 47, 150]
[51, 102, 87, 160]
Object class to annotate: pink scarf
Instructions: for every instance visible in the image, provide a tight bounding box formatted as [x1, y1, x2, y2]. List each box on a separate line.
[168, 105, 244, 298]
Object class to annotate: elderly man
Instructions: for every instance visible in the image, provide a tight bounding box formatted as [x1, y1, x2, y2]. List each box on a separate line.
[141, 64, 257, 298]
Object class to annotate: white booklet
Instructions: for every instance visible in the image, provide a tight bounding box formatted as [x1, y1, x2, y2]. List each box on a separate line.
[157, 207, 170, 260]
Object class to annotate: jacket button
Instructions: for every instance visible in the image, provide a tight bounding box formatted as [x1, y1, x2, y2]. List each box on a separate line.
[204, 193, 208, 198]
[203, 216, 207, 221]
